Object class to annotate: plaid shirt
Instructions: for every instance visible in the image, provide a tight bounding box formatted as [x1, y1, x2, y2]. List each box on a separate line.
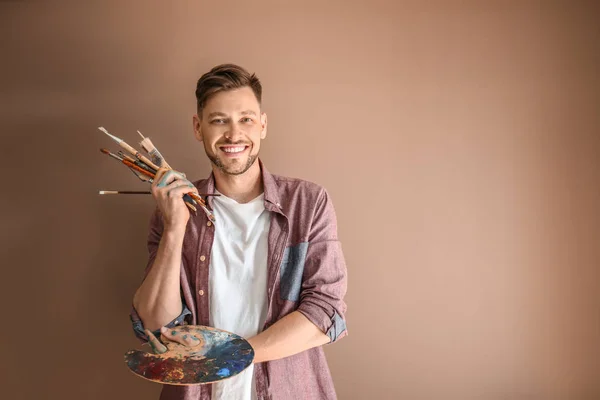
[130, 160, 348, 400]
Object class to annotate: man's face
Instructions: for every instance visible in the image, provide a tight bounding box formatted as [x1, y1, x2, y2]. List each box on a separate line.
[193, 86, 267, 176]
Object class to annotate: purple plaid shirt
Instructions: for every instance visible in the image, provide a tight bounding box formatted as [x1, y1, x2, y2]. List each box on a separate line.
[130, 160, 348, 400]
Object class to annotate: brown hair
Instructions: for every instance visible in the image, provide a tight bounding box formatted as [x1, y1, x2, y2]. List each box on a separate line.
[195, 63, 262, 116]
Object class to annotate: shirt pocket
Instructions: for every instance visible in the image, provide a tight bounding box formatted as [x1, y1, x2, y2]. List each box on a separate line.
[279, 242, 309, 302]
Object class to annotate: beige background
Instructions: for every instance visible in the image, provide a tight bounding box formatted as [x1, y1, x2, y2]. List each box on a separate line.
[1, 1, 599, 399]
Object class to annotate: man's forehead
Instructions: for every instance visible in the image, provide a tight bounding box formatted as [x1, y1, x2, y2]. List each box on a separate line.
[202, 88, 260, 117]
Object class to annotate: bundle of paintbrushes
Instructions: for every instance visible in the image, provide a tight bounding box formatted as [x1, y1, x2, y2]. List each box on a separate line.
[98, 127, 215, 223]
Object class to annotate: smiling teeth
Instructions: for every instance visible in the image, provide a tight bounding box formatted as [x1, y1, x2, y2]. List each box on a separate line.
[222, 146, 245, 153]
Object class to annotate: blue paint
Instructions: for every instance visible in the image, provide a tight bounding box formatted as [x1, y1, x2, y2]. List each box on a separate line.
[216, 368, 230, 377]
[157, 170, 187, 187]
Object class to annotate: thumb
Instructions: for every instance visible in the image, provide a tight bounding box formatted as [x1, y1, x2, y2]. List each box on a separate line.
[145, 329, 168, 354]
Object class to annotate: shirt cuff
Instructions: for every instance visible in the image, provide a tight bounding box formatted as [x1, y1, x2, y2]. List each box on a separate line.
[130, 303, 192, 342]
[297, 302, 348, 343]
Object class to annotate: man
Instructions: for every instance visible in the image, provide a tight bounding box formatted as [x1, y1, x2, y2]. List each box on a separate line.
[130, 64, 348, 400]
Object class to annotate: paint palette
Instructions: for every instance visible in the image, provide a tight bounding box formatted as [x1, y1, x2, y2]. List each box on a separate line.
[124, 325, 254, 385]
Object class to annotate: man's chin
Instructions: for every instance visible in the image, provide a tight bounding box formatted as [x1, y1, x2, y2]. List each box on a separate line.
[211, 154, 258, 176]
[221, 165, 249, 176]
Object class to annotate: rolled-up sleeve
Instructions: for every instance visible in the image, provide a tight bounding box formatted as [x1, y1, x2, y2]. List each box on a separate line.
[130, 303, 192, 342]
[296, 188, 348, 343]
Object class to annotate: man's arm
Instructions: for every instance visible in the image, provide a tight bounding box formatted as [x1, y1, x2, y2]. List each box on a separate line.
[247, 311, 330, 363]
[132, 227, 185, 331]
[248, 186, 348, 363]
[132, 169, 199, 332]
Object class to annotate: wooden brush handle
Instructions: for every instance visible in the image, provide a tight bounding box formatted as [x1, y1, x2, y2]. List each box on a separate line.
[123, 160, 155, 179]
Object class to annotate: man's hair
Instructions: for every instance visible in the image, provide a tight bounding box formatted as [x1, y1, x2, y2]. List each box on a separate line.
[195, 63, 262, 116]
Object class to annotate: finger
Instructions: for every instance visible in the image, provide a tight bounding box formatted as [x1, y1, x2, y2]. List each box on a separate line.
[160, 327, 186, 346]
[165, 181, 196, 199]
[145, 329, 168, 354]
[163, 177, 194, 191]
[168, 187, 197, 202]
[156, 170, 186, 188]
[152, 167, 170, 187]
[160, 327, 201, 347]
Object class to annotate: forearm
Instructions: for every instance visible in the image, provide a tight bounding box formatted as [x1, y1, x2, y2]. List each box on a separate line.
[247, 311, 331, 363]
[133, 227, 185, 331]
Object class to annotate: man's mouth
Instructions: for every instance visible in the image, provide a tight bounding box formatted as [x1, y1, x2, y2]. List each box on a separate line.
[219, 145, 249, 156]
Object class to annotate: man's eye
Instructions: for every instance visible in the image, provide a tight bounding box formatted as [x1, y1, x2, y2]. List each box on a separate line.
[241, 117, 253, 123]
[211, 119, 225, 124]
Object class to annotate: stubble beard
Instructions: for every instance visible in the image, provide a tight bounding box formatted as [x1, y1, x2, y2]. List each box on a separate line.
[205, 143, 259, 176]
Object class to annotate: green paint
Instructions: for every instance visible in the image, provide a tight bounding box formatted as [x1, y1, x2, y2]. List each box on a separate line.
[171, 330, 177, 335]
[183, 335, 188, 339]
[149, 338, 167, 354]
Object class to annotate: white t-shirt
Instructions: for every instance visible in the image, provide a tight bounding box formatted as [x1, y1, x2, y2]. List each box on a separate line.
[209, 191, 270, 400]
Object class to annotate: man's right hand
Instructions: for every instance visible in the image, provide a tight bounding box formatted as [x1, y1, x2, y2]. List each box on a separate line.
[151, 167, 199, 230]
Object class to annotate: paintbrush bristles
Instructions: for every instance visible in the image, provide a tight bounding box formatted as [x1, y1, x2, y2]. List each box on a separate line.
[100, 148, 124, 161]
[98, 127, 122, 144]
[138, 133, 172, 169]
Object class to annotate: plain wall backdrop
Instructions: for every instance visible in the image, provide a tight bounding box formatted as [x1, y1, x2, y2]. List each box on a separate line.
[1, 1, 599, 399]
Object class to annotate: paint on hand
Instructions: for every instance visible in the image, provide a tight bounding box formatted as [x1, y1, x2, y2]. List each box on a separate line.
[145, 329, 168, 354]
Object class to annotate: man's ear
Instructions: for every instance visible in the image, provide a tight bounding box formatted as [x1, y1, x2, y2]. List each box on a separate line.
[193, 114, 203, 142]
[260, 112, 267, 140]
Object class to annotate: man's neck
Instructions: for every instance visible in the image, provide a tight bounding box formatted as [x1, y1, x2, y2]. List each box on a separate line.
[212, 161, 263, 204]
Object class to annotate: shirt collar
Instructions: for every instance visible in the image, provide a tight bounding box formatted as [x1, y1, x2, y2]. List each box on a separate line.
[196, 159, 284, 214]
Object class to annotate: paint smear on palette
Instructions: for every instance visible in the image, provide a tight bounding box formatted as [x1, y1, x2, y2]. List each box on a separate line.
[124, 325, 254, 385]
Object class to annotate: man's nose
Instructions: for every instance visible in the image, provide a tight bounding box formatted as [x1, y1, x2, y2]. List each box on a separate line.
[224, 122, 244, 142]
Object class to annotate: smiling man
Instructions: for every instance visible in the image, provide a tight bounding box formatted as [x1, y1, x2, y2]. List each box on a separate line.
[130, 64, 348, 400]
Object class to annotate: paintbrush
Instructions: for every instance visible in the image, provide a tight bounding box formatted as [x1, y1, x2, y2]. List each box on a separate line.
[99, 191, 221, 196]
[100, 148, 198, 214]
[100, 191, 152, 195]
[98, 127, 160, 171]
[129, 167, 154, 183]
[101, 149, 151, 182]
[118, 151, 156, 174]
[138, 130, 172, 169]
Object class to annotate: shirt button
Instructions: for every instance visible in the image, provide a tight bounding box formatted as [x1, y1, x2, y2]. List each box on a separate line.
[199, 289, 204, 296]
[207, 221, 212, 227]
[200, 255, 206, 262]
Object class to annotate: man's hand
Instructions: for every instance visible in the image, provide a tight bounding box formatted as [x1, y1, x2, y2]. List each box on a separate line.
[144, 327, 203, 354]
[151, 168, 199, 230]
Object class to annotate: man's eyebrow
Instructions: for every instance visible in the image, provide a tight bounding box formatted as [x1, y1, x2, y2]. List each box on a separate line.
[207, 112, 228, 119]
[206, 110, 257, 118]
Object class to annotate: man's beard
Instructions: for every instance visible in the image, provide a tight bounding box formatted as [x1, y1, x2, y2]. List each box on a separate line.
[205, 144, 258, 176]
